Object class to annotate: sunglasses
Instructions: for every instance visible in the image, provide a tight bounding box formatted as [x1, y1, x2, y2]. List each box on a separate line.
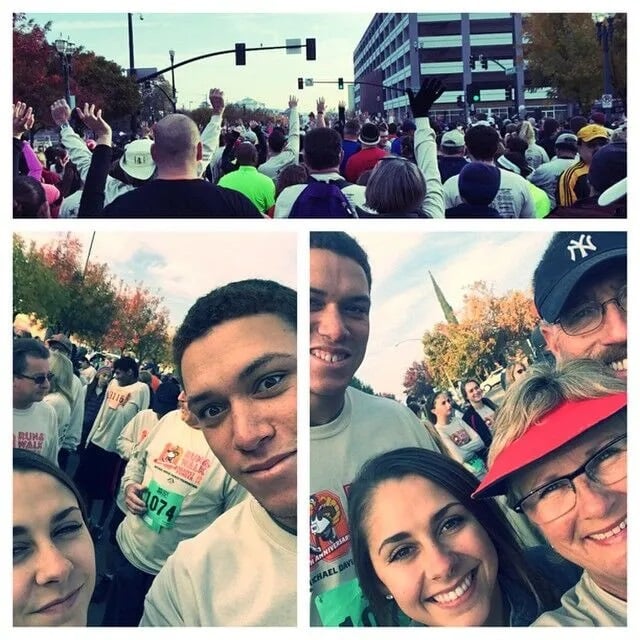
[16, 372, 55, 385]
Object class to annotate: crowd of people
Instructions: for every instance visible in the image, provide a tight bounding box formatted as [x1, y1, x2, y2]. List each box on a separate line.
[13, 229, 626, 627]
[13, 77, 626, 218]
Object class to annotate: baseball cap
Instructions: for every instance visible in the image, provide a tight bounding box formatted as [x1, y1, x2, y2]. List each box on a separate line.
[441, 130, 465, 148]
[46, 333, 72, 356]
[533, 232, 626, 323]
[554, 133, 578, 148]
[458, 162, 500, 205]
[577, 124, 610, 143]
[242, 130, 258, 145]
[42, 183, 61, 205]
[472, 392, 627, 499]
[119, 139, 155, 181]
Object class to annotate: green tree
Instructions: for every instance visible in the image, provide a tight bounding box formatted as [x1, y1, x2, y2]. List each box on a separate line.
[349, 376, 374, 395]
[523, 13, 627, 112]
[13, 235, 63, 323]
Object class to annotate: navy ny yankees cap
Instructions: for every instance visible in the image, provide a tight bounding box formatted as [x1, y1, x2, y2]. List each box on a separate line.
[533, 232, 626, 323]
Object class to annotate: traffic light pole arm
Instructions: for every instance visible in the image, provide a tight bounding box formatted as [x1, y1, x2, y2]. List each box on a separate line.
[486, 57, 508, 72]
[135, 44, 312, 84]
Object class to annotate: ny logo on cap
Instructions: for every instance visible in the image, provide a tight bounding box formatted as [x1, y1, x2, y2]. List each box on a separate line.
[567, 234, 597, 261]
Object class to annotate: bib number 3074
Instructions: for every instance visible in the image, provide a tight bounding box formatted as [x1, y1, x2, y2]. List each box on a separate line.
[142, 479, 184, 532]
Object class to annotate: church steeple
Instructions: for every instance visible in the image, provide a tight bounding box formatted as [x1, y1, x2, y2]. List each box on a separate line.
[429, 270, 458, 324]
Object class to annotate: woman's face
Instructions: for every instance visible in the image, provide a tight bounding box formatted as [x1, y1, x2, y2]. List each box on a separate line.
[13, 471, 95, 626]
[512, 364, 527, 381]
[432, 394, 453, 423]
[365, 475, 500, 626]
[97, 371, 111, 388]
[464, 382, 483, 405]
[512, 417, 627, 599]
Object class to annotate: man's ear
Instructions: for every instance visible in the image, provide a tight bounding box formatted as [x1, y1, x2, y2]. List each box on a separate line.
[150, 142, 157, 161]
[539, 322, 559, 360]
[196, 140, 203, 162]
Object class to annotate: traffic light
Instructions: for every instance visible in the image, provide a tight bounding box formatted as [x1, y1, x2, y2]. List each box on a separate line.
[504, 86, 512, 101]
[480, 54, 488, 70]
[456, 95, 464, 108]
[306, 38, 316, 61]
[234, 43, 246, 66]
[298, 77, 304, 90]
[469, 54, 477, 70]
[466, 83, 481, 105]
[338, 77, 344, 90]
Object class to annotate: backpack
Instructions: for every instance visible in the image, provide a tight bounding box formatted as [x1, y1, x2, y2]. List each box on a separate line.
[288, 177, 357, 218]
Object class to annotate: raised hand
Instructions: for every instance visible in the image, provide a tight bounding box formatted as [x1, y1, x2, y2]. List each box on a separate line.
[50, 98, 72, 126]
[316, 97, 326, 113]
[209, 88, 225, 116]
[405, 77, 445, 118]
[13, 101, 34, 138]
[76, 103, 112, 145]
[288, 95, 298, 108]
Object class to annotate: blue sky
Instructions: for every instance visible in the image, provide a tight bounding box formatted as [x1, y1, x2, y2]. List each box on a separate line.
[14, 231, 298, 331]
[351, 231, 555, 398]
[23, 11, 374, 115]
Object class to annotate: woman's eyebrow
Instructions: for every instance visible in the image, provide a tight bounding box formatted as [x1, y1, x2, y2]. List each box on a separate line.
[13, 506, 81, 536]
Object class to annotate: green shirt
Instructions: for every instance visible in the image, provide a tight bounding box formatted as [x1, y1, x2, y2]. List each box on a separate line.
[218, 165, 275, 214]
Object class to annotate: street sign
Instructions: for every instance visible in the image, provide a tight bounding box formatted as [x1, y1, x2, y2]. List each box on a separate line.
[132, 67, 158, 81]
[601, 94, 613, 109]
[286, 38, 302, 54]
[305, 78, 314, 86]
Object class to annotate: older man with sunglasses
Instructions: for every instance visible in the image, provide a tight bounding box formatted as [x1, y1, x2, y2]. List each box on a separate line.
[534, 232, 626, 378]
[474, 359, 627, 626]
[13, 338, 59, 464]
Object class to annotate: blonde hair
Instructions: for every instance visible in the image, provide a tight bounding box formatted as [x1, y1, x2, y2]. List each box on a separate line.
[518, 120, 536, 146]
[48, 350, 75, 408]
[489, 359, 626, 467]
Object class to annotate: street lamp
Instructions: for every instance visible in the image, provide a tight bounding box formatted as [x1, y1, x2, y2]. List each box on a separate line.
[591, 13, 616, 116]
[55, 35, 75, 105]
[169, 49, 176, 103]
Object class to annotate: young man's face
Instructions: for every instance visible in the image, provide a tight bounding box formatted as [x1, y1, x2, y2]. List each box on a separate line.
[541, 262, 626, 378]
[114, 368, 135, 386]
[181, 313, 297, 526]
[310, 249, 370, 401]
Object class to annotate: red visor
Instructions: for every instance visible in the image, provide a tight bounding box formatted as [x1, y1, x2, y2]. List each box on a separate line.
[472, 392, 627, 499]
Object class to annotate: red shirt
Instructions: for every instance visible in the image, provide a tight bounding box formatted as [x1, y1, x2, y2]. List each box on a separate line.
[345, 147, 388, 184]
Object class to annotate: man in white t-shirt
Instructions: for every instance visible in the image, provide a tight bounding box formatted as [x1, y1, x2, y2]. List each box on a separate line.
[141, 279, 297, 626]
[309, 233, 439, 626]
[443, 124, 535, 218]
[13, 338, 59, 464]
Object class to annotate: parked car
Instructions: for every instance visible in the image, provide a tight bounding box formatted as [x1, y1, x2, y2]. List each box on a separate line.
[480, 367, 505, 393]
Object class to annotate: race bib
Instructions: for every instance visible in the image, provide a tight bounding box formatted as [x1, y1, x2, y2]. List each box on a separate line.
[315, 578, 411, 627]
[315, 578, 377, 627]
[141, 479, 184, 532]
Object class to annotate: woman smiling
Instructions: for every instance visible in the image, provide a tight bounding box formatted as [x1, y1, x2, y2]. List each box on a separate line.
[348, 447, 580, 626]
[13, 449, 96, 626]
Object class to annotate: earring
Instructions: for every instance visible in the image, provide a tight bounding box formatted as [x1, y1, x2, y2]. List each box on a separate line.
[385, 594, 394, 600]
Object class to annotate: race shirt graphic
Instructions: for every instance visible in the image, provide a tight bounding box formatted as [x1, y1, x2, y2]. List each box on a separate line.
[310, 489, 350, 569]
[106, 386, 132, 410]
[13, 431, 46, 455]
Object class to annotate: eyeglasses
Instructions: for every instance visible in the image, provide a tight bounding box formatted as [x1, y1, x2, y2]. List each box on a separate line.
[512, 433, 627, 523]
[558, 285, 626, 336]
[15, 372, 55, 385]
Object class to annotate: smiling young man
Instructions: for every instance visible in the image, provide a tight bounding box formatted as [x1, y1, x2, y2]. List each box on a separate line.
[13, 339, 59, 465]
[533, 232, 626, 377]
[309, 232, 439, 626]
[140, 279, 297, 627]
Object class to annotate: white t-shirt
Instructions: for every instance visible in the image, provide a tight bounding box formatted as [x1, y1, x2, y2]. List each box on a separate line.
[140, 497, 295, 626]
[443, 166, 535, 218]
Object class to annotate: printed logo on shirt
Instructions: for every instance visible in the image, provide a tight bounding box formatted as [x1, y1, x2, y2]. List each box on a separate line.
[153, 444, 212, 489]
[449, 428, 472, 447]
[106, 386, 132, 410]
[310, 490, 350, 569]
[14, 431, 46, 455]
